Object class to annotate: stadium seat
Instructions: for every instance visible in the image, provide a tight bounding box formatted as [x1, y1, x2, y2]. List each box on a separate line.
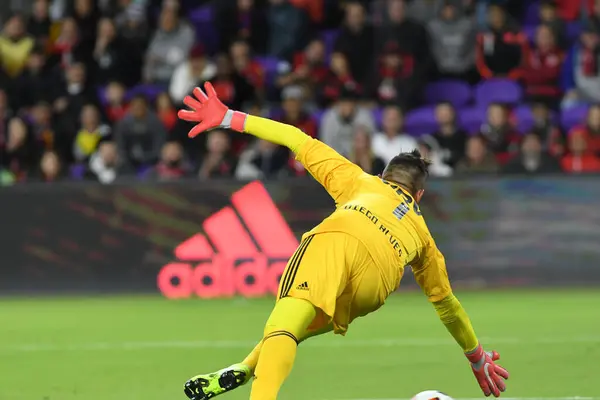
[189, 6, 218, 53]
[404, 106, 437, 136]
[372, 107, 384, 129]
[523, 25, 537, 44]
[459, 107, 486, 133]
[321, 29, 339, 61]
[254, 56, 283, 88]
[475, 79, 523, 107]
[513, 105, 558, 134]
[128, 84, 167, 102]
[311, 109, 325, 126]
[566, 22, 581, 44]
[523, 0, 541, 25]
[561, 105, 589, 131]
[423, 80, 472, 108]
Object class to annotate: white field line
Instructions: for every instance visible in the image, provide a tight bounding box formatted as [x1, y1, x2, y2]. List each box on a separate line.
[330, 398, 600, 400]
[2, 336, 600, 353]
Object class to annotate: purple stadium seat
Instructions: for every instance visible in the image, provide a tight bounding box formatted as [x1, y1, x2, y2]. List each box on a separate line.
[189, 6, 213, 23]
[372, 107, 384, 129]
[561, 105, 589, 131]
[255, 56, 282, 88]
[475, 79, 523, 107]
[311, 109, 325, 126]
[523, 0, 540, 26]
[128, 84, 166, 102]
[513, 105, 535, 133]
[97, 86, 108, 105]
[423, 80, 472, 108]
[322, 29, 339, 60]
[404, 106, 437, 136]
[459, 107, 486, 134]
[70, 164, 86, 180]
[566, 22, 581, 44]
[523, 25, 537, 44]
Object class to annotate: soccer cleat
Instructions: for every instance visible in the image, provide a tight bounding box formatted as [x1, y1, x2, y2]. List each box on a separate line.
[184, 363, 251, 400]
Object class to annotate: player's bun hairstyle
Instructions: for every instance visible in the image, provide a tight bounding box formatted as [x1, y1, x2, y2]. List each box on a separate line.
[382, 149, 432, 195]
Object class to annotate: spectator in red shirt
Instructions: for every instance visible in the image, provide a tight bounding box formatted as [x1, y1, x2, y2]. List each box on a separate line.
[149, 141, 191, 181]
[480, 102, 521, 164]
[104, 81, 129, 123]
[556, 0, 593, 21]
[209, 53, 256, 111]
[562, 132, 600, 173]
[230, 39, 265, 95]
[155, 92, 177, 132]
[476, 4, 529, 80]
[367, 41, 421, 109]
[277, 38, 329, 96]
[568, 104, 600, 156]
[320, 52, 360, 107]
[522, 24, 564, 106]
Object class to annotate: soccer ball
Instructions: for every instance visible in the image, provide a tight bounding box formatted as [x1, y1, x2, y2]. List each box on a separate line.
[411, 390, 454, 400]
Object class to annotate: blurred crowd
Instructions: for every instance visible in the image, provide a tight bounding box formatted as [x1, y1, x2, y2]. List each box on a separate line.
[0, 0, 600, 185]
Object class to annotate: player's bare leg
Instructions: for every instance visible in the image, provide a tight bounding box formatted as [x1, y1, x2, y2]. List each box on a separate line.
[183, 302, 331, 400]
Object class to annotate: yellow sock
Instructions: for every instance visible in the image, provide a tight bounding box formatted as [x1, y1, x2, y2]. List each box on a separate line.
[249, 297, 317, 400]
[241, 342, 262, 371]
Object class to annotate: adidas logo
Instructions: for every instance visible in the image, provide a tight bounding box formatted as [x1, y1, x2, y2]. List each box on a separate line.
[296, 281, 309, 291]
[158, 181, 299, 299]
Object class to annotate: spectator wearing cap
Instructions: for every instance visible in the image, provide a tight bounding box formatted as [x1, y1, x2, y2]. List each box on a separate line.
[267, 0, 309, 60]
[539, 0, 566, 49]
[0, 14, 34, 78]
[230, 40, 266, 95]
[114, 95, 166, 170]
[375, 0, 431, 80]
[320, 52, 360, 108]
[502, 133, 562, 174]
[216, 0, 268, 54]
[561, 28, 600, 106]
[455, 134, 499, 174]
[320, 87, 375, 157]
[334, 1, 375, 83]
[92, 18, 131, 86]
[170, 44, 216, 103]
[198, 130, 236, 179]
[568, 104, 600, 156]
[431, 102, 468, 167]
[561, 132, 600, 173]
[27, 0, 52, 46]
[348, 125, 386, 175]
[372, 105, 418, 164]
[480, 103, 521, 163]
[367, 41, 422, 109]
[417, 135, 453, 177]
[144, 7, 195, 85]
[428, 0, 478, 84]
[476, 3, 529, 80]
[521, 24, 564, 107]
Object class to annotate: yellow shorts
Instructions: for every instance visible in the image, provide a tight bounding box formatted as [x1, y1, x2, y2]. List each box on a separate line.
[276, 232, 388, 335]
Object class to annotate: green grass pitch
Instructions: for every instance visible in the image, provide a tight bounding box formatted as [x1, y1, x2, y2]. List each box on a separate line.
[1, 289, 599, 400]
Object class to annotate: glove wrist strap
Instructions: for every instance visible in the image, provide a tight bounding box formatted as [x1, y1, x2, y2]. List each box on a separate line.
[223, 109, 247, 132]
[465, 344, 484, 364]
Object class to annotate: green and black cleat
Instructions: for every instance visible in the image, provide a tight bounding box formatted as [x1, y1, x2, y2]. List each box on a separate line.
[184, 364, 251, 400]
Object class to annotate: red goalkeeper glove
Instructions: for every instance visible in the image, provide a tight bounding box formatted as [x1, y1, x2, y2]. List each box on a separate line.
[466, 345, 509, 397]
[177, 82, 247, 138]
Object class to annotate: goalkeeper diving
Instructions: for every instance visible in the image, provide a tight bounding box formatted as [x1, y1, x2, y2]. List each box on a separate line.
[178, 83, 509, 400]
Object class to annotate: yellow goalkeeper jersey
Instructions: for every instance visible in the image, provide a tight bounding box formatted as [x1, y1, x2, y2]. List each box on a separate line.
[296, 138, 451, 303]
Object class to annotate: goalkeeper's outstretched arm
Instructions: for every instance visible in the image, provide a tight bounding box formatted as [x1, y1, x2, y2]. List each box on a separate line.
[413, 242, 509, 397]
